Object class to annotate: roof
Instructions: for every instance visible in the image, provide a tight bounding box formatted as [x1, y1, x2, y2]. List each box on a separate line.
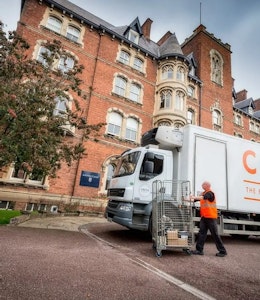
[234, 98, 255, 110]
[40, 0, 186, 59]
[158, 33, 184, 57]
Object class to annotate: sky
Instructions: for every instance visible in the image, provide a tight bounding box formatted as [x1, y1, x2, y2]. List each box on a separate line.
[0, 0, 259, 100]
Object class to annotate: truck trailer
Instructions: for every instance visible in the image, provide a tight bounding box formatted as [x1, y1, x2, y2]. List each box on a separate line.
[105, 124, 260, 236]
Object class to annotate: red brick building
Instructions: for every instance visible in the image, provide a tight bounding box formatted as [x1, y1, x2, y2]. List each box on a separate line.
[0, 0, 259, 213]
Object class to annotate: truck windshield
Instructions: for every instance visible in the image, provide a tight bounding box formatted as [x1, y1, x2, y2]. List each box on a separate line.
[113, 151, 141, 177]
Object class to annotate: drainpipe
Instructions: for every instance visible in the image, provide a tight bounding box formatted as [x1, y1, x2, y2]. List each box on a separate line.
[198, 83, 202, 126]
[71, 29, 103, 199]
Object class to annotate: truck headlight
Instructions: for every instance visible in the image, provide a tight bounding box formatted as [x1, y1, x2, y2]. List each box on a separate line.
[119, 204, 132, 212]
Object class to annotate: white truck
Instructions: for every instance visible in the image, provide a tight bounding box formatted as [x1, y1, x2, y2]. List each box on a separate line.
[105, 124, 260, 236]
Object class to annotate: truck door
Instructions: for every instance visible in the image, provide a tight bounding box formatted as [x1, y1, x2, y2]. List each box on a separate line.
[133, 151, 166, 202]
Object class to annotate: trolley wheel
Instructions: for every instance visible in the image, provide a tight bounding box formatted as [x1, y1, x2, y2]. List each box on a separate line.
[156, 251, 162, 257]
[183, 249, 192, 255]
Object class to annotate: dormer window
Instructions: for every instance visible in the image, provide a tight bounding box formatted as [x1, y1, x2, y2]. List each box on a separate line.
[128, 29, 139, 44]
[248, 106, 254, 115]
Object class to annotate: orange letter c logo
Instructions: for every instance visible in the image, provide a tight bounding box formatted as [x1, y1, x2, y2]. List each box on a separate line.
[243, 150, 256, 174]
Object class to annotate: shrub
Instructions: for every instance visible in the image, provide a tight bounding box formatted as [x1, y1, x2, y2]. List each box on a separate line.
[0, 210, 21, 225]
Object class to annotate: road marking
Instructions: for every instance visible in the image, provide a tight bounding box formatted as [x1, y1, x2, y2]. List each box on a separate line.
[133, 258, 216, 300]
[80, 226, 216, 300]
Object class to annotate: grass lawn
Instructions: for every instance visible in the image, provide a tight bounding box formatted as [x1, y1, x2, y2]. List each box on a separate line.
[0, 210, 21, 225]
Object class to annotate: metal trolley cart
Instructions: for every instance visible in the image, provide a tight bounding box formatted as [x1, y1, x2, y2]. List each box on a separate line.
[152, 180, 194, 257]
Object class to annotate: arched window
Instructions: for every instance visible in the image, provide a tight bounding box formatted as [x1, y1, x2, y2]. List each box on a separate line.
[160, 89, 172, 109]
[129, 83, 141, 102]
[187, 108, 195, 124]
[212, 109, 222, 131]
[37, 46, 51, 67]
[107, 112, 122, 136]
[234, 114, 242, 126]
[46, 16, 62, 33]
[54, 96, 67, 116]
[210, 50, 223, 85]
[176, 66, 185, 81]
[157, 120, 171, 126]
[175, 90, 185, 110]
[58, 56, 75, 73]
[187, 85, 195, 97]
[115, 76, 127, 97]
[133, 57, 143, 71]
[125, 118, 138, 141]
[119, 50, 130, 65]
[162, 65, 174, 80]
[66, 25, 80, 42]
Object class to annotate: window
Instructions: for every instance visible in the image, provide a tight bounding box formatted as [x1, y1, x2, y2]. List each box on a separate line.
[157, 120, 171, 126]
[234, 114, 242, 126]
[139, 153, 164, 181]
[66, 25, 80, 42]
[107, 112, 122, 136]
[187, 109, 195, 124]
[37, 46, 51, 67]
[249, 121, 254, 132]
[125, 118, 138, 141]
[54, 97, 67, 116]
[162, 65, 174, 80]
[255, 124, 260, 134]
[115, 76, 127, 97]
[187, 86, 195, 97]
[0, 201, 14, 210]
[11, 162, 44, 184]
[175, 91, 185, 111]
[58, 56, 74, 73]
[119, 50, 130, 65]
[176, 66, 185, 81]
[46, 16, 62, 33]
[133, 57, 143, 72]
[210, 50, 223, 85]
[160, 90, 172, 109]
[248, 107, 254, 115]
[212, 110, 222, 130]
[128, 30, 139, 44]
[129, 83, 141, 102]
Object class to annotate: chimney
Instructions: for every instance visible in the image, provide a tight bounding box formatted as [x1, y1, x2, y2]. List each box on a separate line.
[254, 99, 260, 110]
[236, 89, 248, 102]
[141, 18, 153, 40]
[157, 31, 173, 46]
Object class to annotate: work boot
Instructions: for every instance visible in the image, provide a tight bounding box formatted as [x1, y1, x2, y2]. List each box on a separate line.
[216, 252, 227, 257]
[191, 250, 204, 255]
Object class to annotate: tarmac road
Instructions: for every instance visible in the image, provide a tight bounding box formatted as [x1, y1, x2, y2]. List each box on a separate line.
[1, 216, 260, 300]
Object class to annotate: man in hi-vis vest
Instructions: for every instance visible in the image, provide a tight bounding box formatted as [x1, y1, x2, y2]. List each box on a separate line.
[191, 181, 227, 257]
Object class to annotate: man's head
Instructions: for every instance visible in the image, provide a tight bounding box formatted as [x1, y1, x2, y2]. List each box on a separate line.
[202, 181, 211, 191]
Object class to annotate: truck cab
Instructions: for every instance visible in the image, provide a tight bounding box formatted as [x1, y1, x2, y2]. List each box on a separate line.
[105, 146, 173, 231]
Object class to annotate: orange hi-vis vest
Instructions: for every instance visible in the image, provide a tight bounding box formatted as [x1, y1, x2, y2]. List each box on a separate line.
[200, 190, 218, 219]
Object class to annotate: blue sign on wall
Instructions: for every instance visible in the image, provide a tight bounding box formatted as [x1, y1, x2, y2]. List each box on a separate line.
[80, 171, 100, 188]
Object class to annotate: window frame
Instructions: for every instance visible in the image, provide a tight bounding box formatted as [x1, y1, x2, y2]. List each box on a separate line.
[160, 89, 172, 109]
[66, 25, 80, 42]
[46, 16, 62, 34]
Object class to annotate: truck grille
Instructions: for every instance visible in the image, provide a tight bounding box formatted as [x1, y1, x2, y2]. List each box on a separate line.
[107, 201, 119, 209]
[108, 188, 125, 197]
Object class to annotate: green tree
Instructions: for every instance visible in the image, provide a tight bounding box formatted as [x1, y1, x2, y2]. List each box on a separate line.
[0, 22, 104, 178]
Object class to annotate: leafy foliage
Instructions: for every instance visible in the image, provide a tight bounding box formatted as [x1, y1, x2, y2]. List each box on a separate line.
[0, 22, 104, 177]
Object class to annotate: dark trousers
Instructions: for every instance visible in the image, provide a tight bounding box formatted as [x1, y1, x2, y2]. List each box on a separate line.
[196, 217, 226, 253]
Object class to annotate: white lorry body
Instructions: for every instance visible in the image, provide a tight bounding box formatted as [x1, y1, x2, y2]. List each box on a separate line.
[105, 124, 260, 236]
